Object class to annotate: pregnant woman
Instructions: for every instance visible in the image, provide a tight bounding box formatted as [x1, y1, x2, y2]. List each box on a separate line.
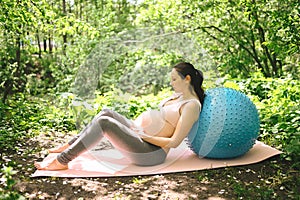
[35, 62, 205, 170]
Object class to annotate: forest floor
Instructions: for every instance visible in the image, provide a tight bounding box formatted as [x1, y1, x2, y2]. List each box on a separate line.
[6, 131, 299, 200]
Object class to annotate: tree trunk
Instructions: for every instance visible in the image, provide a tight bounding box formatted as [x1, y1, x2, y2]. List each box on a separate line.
[36, 30, 42, 58]
[49, 35, 53, 53]
[250, 31, 265, 75]
[80, 0, 83, 19]
[251, 0, 273, 77]
[43, 39, 47, 52]
[16, 37, 21, 68]
[62, 0, 67, 54]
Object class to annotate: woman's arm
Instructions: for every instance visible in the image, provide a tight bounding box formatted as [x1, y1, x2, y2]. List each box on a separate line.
[142, 101, 200, 148]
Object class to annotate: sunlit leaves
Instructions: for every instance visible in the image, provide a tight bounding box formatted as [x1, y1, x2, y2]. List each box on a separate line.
[224, 76, 300, 167]
[135, 0, 299, 78]
[0, 166, 25, 199]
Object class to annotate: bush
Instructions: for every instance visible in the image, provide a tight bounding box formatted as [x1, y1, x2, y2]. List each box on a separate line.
[62, 87, 173, 129]
[224, 75, 300, 168]
[0, 166, 25, 200]
[0, 93, 75, 152]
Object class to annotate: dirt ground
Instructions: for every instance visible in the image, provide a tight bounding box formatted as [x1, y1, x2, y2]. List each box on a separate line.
[5, 131, 297, 200]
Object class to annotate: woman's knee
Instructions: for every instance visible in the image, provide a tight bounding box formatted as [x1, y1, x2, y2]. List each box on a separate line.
[97, 116, 115, 130]
[101, 108, 113, 115]
[94, 108, 114, 120]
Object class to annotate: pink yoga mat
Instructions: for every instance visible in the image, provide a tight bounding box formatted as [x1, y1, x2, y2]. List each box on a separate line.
[32, 141, 281, 177]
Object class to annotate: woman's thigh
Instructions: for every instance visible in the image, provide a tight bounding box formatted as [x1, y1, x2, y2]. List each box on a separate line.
[69, 109, 133, 145]
[98, 116, 167, 166]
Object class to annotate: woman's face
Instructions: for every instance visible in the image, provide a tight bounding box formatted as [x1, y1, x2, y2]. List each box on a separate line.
[170, 68, 187, 92]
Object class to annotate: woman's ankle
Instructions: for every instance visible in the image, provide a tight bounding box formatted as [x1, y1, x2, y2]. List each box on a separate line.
[49, 143, 70, 153]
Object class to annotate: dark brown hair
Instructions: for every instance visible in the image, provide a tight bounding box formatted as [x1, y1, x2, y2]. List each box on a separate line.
[173, 62, 205, 105]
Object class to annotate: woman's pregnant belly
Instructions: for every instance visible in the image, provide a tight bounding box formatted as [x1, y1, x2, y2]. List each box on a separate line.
[133, 110, 175, 137]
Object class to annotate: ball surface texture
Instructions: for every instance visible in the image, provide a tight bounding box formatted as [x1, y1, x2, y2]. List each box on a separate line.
[187, 88, 260, 159]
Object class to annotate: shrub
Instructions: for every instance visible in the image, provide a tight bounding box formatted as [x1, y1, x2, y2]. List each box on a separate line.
[0, 166, 25, 200]
[0, 93, 75, 152]
[63, 87, 173, 129]
[224, 76, 300, 168]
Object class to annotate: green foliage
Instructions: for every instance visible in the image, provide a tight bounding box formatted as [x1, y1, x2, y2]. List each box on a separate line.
[0, 93, 75, 152]
[0, 0, 299, 197]
[64, 87, 173, 129]
[95, 87, 172, 119]
[99, 49, 182, 95]
[1, 0, 299, 103]
[0, 0, 46, 102]
[136, 0, 299, 78]
[224, 76, 300, 168]
[0, 0, 138, 102]
[0, 79, 299, 198]
[0, 166, 25, 200]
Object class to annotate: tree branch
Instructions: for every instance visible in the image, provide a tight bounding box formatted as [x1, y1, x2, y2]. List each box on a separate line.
[199, 25, 258, 64]
[251, 0, 278, 77]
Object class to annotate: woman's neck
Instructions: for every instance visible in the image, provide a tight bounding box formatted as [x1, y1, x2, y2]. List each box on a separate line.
[179, 90, 197, 100]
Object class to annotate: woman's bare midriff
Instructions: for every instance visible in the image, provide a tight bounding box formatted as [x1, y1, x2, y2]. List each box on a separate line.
[133, 110, 175, 138]
[148, 122, 175, 137]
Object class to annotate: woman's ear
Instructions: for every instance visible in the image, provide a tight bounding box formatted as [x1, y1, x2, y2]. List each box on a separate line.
[185, 75, 191, 82]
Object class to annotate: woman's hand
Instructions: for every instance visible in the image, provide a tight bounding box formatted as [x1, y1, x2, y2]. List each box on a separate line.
[141, 101, 200, 148]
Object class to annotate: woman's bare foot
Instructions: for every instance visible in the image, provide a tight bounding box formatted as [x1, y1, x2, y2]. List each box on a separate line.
[34, 158, 68, 171]
[48, 144, 70, 153]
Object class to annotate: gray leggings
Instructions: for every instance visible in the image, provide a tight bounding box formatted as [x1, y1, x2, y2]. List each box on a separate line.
[57, 109, 167, 166]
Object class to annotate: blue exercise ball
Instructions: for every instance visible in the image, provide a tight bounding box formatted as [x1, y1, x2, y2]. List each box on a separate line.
[187, 88, 260, 159]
